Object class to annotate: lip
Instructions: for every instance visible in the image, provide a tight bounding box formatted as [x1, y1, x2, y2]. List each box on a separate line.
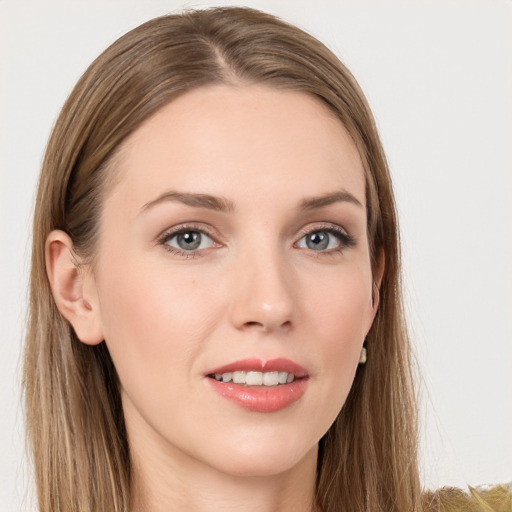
[205, 358, 309, 413]
[207, 357, 307, 377]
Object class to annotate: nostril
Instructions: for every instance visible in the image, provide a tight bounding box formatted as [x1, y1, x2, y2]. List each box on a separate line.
[231, 287, 295, 332]
[244, 321, 262, 328]
[242, 319, 292, 331]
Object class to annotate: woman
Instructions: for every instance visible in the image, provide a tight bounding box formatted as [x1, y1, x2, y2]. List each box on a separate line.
[22, 6, 508, 512]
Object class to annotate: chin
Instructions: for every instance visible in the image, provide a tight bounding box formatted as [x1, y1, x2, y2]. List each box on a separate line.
[196, 427, 319, 478]
[213, 449, 316, 479]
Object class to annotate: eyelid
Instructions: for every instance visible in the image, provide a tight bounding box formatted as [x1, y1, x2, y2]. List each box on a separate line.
[156, 223, 222, 256]
[154, 221, 355, 258]
[296, 222, 350, 238]
[294, 222, 356, 252]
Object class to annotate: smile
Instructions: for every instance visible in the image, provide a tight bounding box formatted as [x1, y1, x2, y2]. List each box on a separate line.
[206, 358, 308, 413]
[210, 371, 295, 386]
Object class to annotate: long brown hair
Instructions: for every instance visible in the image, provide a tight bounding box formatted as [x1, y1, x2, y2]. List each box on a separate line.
[24, 7, 420, 511]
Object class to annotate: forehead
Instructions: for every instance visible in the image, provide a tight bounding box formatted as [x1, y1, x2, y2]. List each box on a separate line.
[108, 84, 366, 211]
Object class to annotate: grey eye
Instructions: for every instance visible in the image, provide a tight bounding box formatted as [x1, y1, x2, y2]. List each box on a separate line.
[176, 231, 201, 250]
[305, 231, 329, 250]
[297, 230, 344, 251]
[166, 230, 214, 251]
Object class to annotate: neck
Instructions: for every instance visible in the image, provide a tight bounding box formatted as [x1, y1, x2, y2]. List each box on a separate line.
[128, 424, 318, 512]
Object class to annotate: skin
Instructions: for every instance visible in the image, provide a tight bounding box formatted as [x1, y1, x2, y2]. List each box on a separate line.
[47, 85, 382, 512]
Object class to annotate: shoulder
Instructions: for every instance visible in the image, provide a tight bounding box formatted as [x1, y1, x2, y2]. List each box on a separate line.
[421, 483, 512, 512]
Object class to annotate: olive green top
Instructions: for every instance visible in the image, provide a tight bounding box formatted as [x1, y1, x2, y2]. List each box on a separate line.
[421, 484, 512, 512]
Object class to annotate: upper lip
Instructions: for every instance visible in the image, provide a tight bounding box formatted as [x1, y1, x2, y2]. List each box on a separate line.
[207, 358, 308, 378]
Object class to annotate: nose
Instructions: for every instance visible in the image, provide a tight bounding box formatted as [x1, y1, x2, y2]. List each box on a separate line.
[229, 245, 295, 334]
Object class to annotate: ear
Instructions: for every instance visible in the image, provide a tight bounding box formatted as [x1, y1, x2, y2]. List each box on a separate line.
[371, 249, 385, 313]
[364, 249, 385, 336]
[45, 230, 104, 345]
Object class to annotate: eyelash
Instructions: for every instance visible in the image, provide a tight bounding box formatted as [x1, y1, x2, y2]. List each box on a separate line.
[157, 224, 219, 258]
[295, 224, 356, 256]
[157, 223, 356, 258]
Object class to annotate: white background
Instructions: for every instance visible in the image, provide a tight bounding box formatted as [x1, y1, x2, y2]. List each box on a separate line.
[1, 1, 511, 510]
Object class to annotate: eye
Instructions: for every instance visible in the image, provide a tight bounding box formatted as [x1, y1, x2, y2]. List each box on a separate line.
[160, 227, 217, 255]
[296, 226, 355, 253]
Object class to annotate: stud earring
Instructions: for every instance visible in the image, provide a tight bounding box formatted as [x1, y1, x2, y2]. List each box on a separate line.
[359, 345, 367, 365]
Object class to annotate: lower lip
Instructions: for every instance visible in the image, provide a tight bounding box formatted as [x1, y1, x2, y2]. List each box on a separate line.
[207, 378, 308, 413]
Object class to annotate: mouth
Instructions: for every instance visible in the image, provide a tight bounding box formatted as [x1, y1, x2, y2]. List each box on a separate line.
[205, 358, 309, 412]
[209, 370, 297, 386]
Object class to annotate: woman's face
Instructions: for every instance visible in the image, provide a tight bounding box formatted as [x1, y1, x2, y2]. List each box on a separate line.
[87, 85, 378, 477]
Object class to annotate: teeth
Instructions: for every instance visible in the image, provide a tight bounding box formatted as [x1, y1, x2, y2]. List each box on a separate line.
[246, 371, 263, 386]
[233, 371, 246, 384]
[212, 371, 296, 386]
[263, 371, 279, 386]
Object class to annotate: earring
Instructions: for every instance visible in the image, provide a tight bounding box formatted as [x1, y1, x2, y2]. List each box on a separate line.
[359, 345, 367, 365]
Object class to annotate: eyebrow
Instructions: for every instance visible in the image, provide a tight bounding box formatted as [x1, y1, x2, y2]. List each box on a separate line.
[141, 191, 235, 213]
[140, 188, 363, 214]
[299, 190, 363, 210]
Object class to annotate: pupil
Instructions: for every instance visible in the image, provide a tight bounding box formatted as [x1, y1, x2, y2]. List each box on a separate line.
[307, 231, 328, 250]
[177, 231, 201, 250]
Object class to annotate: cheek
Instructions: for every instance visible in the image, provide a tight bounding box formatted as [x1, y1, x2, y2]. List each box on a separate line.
[303, 264, 373, 345]
[301, 267, 372, 417]
[94, 256, 223, 383]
